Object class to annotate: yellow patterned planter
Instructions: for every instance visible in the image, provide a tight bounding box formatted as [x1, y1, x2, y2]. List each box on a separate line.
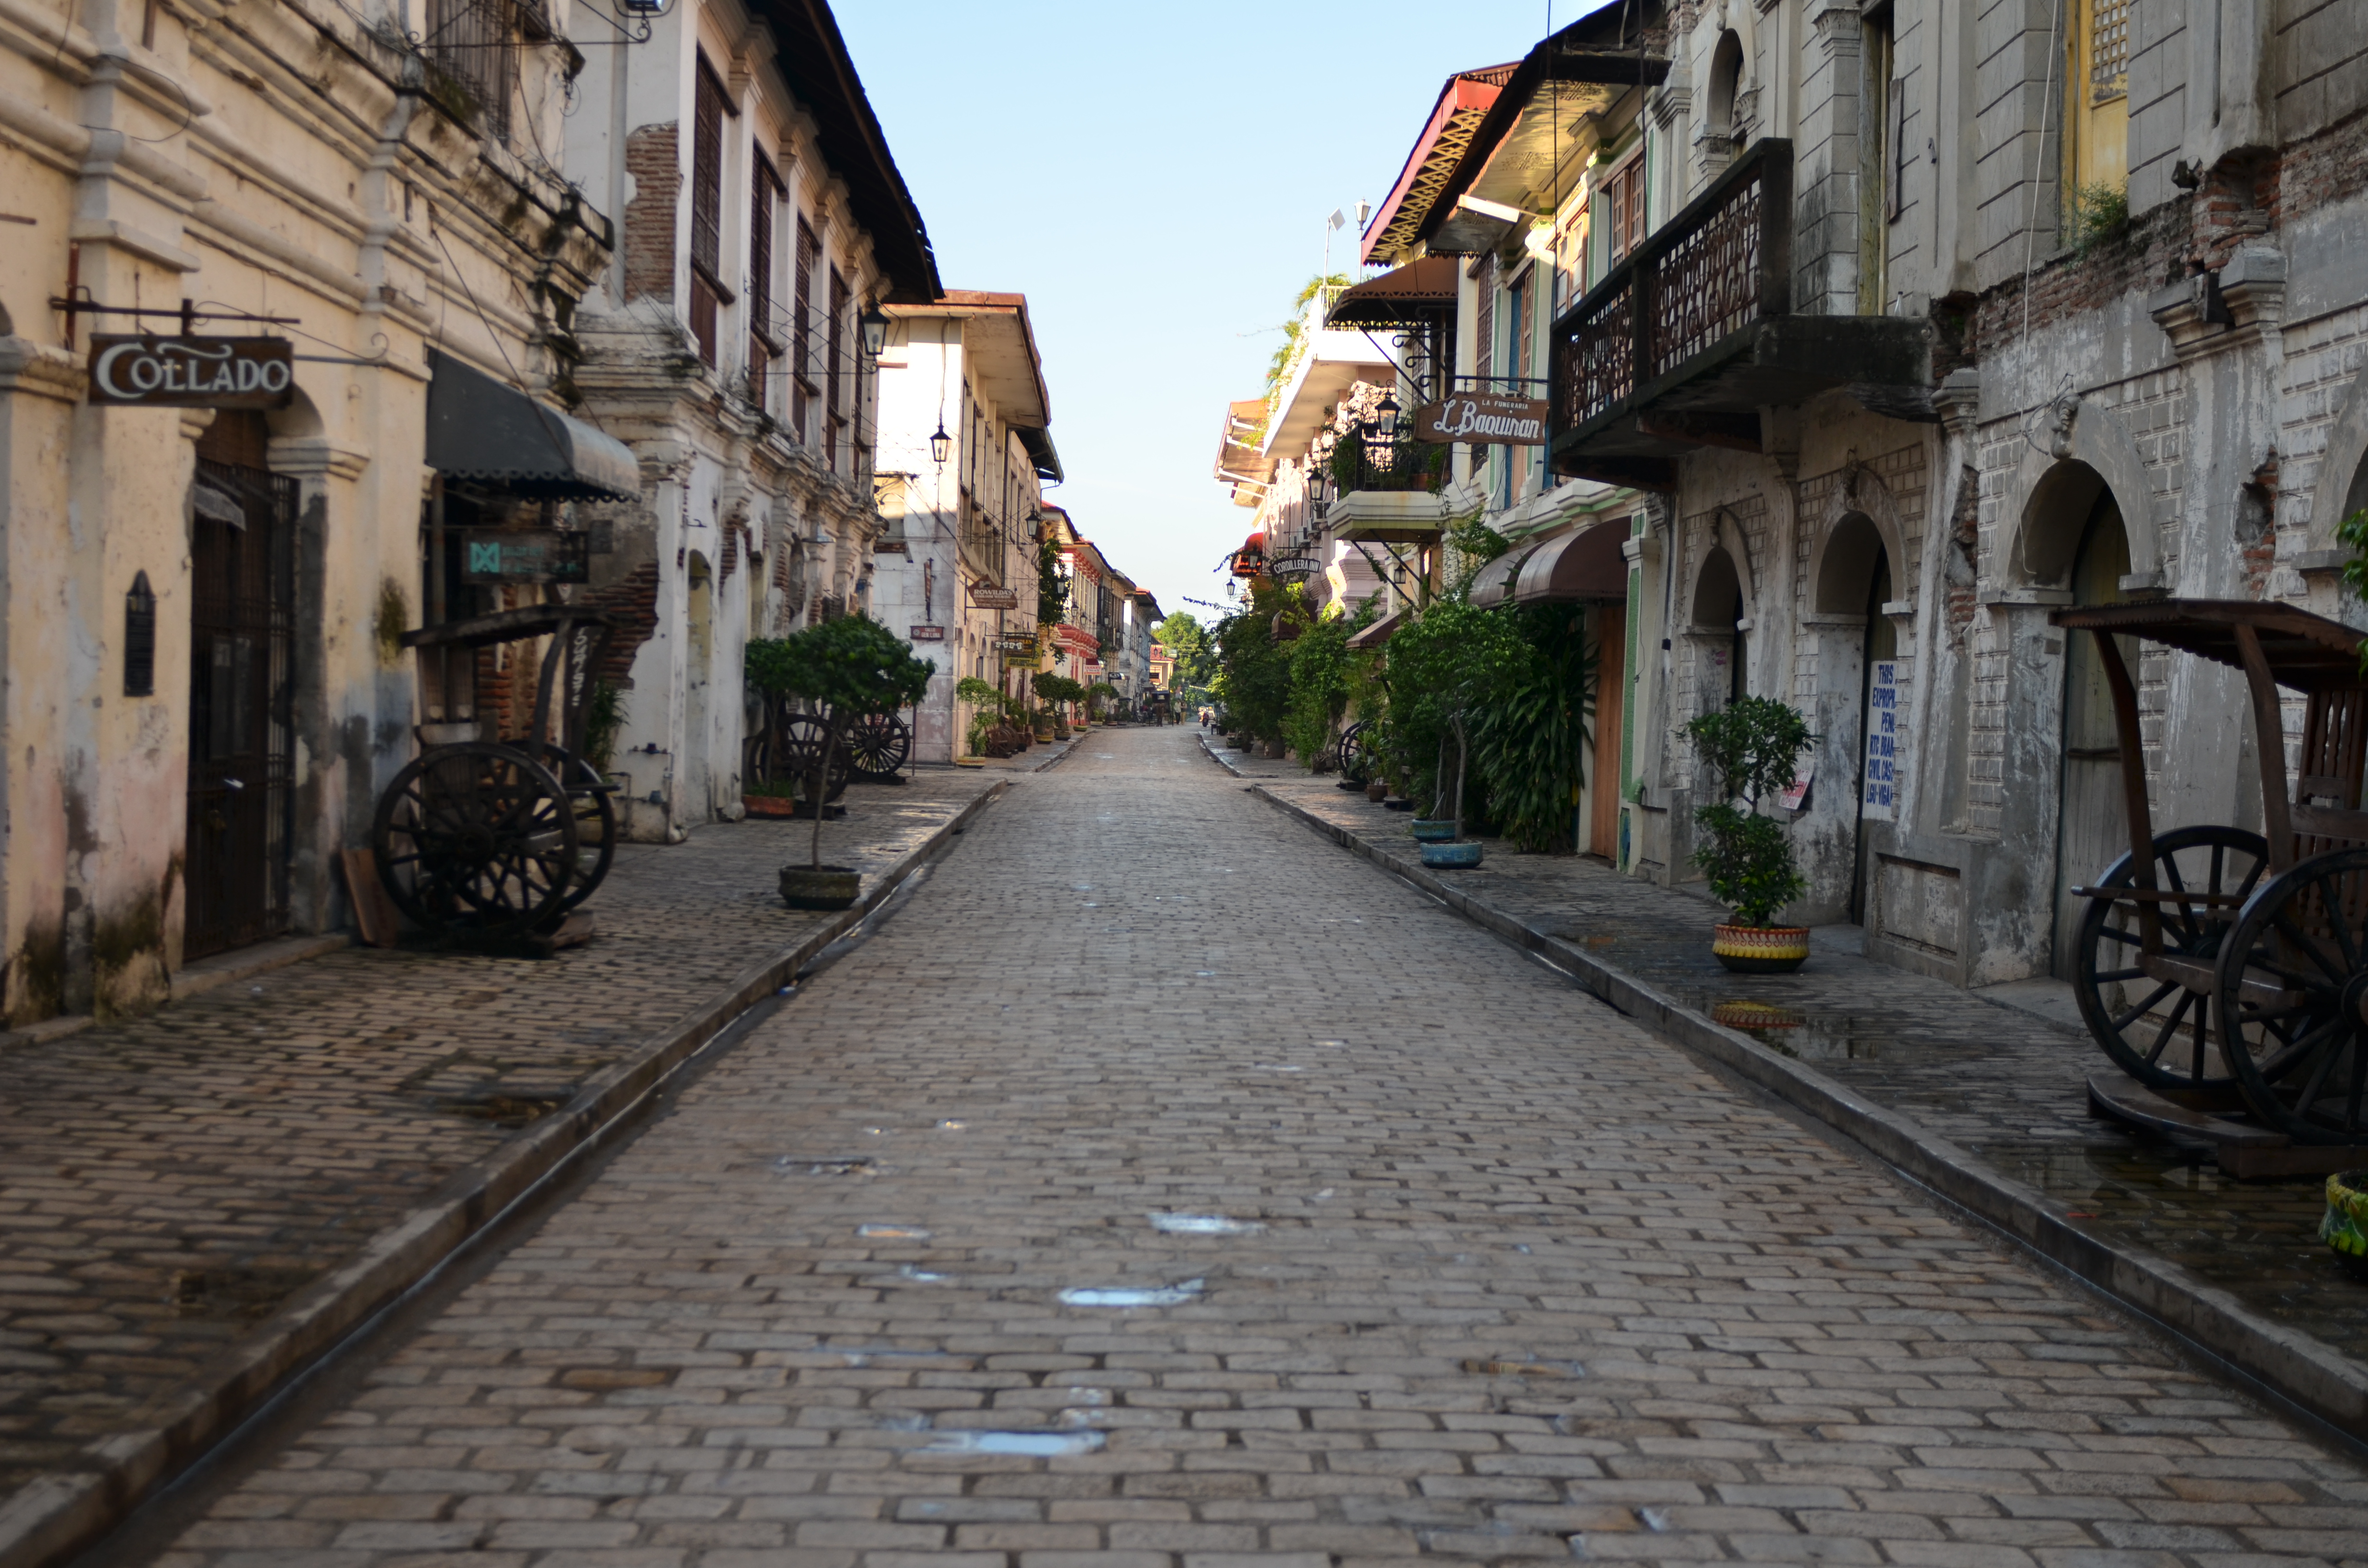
[2322, 1171, 2368, 1258]
[1712, 923, 1811, 974]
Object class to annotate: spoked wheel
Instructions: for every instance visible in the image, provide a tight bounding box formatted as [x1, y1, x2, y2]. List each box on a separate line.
[2073, 825, 2269, 1104]
[2216, 848, 2368, 1144]
[534, 743, 618, 914]
[372, 742, 580, 936]
[1336, 720, 1373, 787]
[843, 711, 912, 783]
[777, 713, 851, 803]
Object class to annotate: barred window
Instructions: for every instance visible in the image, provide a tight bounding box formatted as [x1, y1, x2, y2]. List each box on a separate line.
[749, 154, 782, 408]
[2088, 0, 2129, 103]
[422, 0, 515, 143]
[826, 265, 849, 469]
[792, 218, 819, 438]
[687, 56, 732, 366]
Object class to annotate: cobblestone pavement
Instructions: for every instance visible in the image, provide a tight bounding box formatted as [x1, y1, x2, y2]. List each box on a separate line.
[144, 725, 2368, 1567]
[1214, 741, 2368, 1372]
[0, 764, 1027, 1502]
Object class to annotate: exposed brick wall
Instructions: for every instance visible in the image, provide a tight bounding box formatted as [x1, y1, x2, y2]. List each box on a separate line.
[586, 560, 661, 686]
[623, 123, 680, 304]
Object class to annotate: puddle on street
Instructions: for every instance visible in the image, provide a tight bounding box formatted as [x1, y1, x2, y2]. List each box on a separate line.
[1149, 1213, 1263, 1234]
[1059, 1278, 1204, 1307]
[921, 1431, 1106, 1457]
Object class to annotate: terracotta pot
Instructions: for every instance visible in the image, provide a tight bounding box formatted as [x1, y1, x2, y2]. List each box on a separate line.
[779, 864, 861, 911]
[1365, 781, 1389, 802]
[1712, 923, 1811, 973]
[742, 794, 800, 818]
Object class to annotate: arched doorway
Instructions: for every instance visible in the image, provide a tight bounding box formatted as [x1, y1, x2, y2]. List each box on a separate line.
[1815, 512, 1893, 924]
[2052, 486, 2133, 977]
[1692, 544, 1747, 706]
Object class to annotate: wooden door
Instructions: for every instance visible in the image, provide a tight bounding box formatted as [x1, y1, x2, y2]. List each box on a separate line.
[2052, 494, 2132, 979]
[185, 414, 296, 960]
[1590, 603, 1626, 858]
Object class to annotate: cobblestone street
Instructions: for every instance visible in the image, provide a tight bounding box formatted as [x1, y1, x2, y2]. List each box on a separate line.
[129, 726, 2368, 1567]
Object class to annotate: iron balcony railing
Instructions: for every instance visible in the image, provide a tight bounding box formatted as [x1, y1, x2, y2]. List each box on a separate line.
[1550, 137, 1793, 441]
[1325, 431, 1448, 499]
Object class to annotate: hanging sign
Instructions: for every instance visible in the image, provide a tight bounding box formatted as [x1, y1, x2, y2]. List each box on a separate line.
[86, 336, 295, 409]
[908, 625, 946, 641]
[967, 585, 1020, 609]
[459, 529, 591, 584]
[1415, 392, 1550, 445]
[1862, 660, 1903, 821]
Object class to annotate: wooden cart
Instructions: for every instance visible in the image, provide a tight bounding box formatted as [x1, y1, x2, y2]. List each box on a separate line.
[370, 603, 619, 940]
[2053, 599, 2368, 1152]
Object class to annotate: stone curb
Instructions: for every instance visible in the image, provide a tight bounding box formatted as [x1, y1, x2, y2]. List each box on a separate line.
[0, 782, 1011, 1568]
[1198, 735, 2368, 1446]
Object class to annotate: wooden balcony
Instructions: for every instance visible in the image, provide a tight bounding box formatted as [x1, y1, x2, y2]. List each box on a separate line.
[1547, 138, 1934, 490]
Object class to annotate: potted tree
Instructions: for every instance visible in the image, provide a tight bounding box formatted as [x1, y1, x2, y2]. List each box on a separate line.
[1034, 673, 1084, 739]
[955, 676, 1002, 766]
[1085, 681, 1118, 727]
[753, 615, 932, 910]
[1029, 671, 1063, 742]
[1684, 696, 1815, 971]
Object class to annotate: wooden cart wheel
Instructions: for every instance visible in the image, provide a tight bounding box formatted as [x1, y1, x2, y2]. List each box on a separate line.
[372, 742, 580, 936]
[1337, 720, 1374, 786]
[2073, 825, 2269, 1103]
[843, 711, 912, 783]
[776, 712, 851, 803]
[535, 743, 618, 914]
[2215, 847, 2368, 1144]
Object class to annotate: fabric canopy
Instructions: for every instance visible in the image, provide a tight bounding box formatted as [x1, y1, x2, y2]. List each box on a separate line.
[1346, 607, 1408, 649]
[1467, 543, 1540, 609]
[1513, 517, 1630, 603]
[425, 351, 641, 501]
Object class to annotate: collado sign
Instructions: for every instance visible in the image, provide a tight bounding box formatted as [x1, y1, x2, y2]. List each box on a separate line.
[86, 336, 295, 409]
[1415, 392, 1550, 446]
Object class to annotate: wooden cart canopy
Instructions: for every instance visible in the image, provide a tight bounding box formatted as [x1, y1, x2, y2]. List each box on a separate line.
[400, 603, 614, 652]
[2050, 599, 2368, 691]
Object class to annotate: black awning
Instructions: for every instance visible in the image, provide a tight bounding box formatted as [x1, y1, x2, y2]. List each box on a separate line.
[1329, 256, 1460, 328]
[425, 351, 641, 501]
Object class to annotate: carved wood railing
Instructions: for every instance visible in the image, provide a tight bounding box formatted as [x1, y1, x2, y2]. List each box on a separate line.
[1550, 138, 1794, 444]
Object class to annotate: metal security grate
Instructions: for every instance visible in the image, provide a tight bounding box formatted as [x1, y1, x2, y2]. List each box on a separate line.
[2089, 0, 2129, 103]
[421, 0, 515, 143]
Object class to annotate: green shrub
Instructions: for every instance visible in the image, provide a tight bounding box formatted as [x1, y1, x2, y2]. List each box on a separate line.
[1683, 696, 1813, 926]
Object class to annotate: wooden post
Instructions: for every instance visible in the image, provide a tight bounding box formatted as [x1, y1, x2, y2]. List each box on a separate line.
[2233, 624, 2297, 873]
[2092, 628, 2161, 953]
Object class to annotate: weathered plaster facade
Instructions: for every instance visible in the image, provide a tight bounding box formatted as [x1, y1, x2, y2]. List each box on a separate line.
[0, 0, 604, 1019]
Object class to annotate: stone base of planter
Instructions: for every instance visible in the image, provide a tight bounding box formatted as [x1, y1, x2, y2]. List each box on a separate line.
[743, 794, 800, 818]
[1419, 840, 1483, 869]
[779, 865, 862, 911]
[1712, 923, 1811, 972]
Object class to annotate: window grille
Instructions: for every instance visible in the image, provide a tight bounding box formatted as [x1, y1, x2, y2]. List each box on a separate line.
[826, 266, 848, 471]
[2088, 0, 2129, 102]
[793, 218, 819, 439]
[421, 0, 516, 143]
[688, 56, 728, 367]
[749, 155, 782, 408]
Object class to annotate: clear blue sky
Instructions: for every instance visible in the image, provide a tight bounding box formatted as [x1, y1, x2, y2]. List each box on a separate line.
[835, 2, 1558, 625]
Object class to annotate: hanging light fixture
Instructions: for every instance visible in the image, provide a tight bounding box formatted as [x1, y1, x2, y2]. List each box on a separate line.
[929, 423, 951, 465]
[1375, 391, 1401, 443]
[859, 303, 890, 359]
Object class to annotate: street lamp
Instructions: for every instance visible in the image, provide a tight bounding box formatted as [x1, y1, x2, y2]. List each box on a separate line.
[859, 303, 889, 360]
[1375, 391, 1400, 443]
[929, 423, 951, 465]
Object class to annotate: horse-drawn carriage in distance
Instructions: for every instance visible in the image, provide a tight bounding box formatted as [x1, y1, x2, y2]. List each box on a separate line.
[2057, 598, 2368, 1165]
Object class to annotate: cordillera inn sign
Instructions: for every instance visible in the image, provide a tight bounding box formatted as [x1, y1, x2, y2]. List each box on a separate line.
[86, 335, 296, 409]
[1415, 390, 1549, 445]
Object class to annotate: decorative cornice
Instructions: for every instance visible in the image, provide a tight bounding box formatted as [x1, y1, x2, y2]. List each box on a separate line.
[0, 337, 88, 404]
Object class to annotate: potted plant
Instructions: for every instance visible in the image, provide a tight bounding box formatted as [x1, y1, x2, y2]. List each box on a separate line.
[1034, 673, 1084, 739]
[1684, 695, 1815, 971]
[1417, 710, 1483, 869]
[955, 676, 1002, 766]
[1085, 681, 1117, 726]
[748, 617, 932, 911]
